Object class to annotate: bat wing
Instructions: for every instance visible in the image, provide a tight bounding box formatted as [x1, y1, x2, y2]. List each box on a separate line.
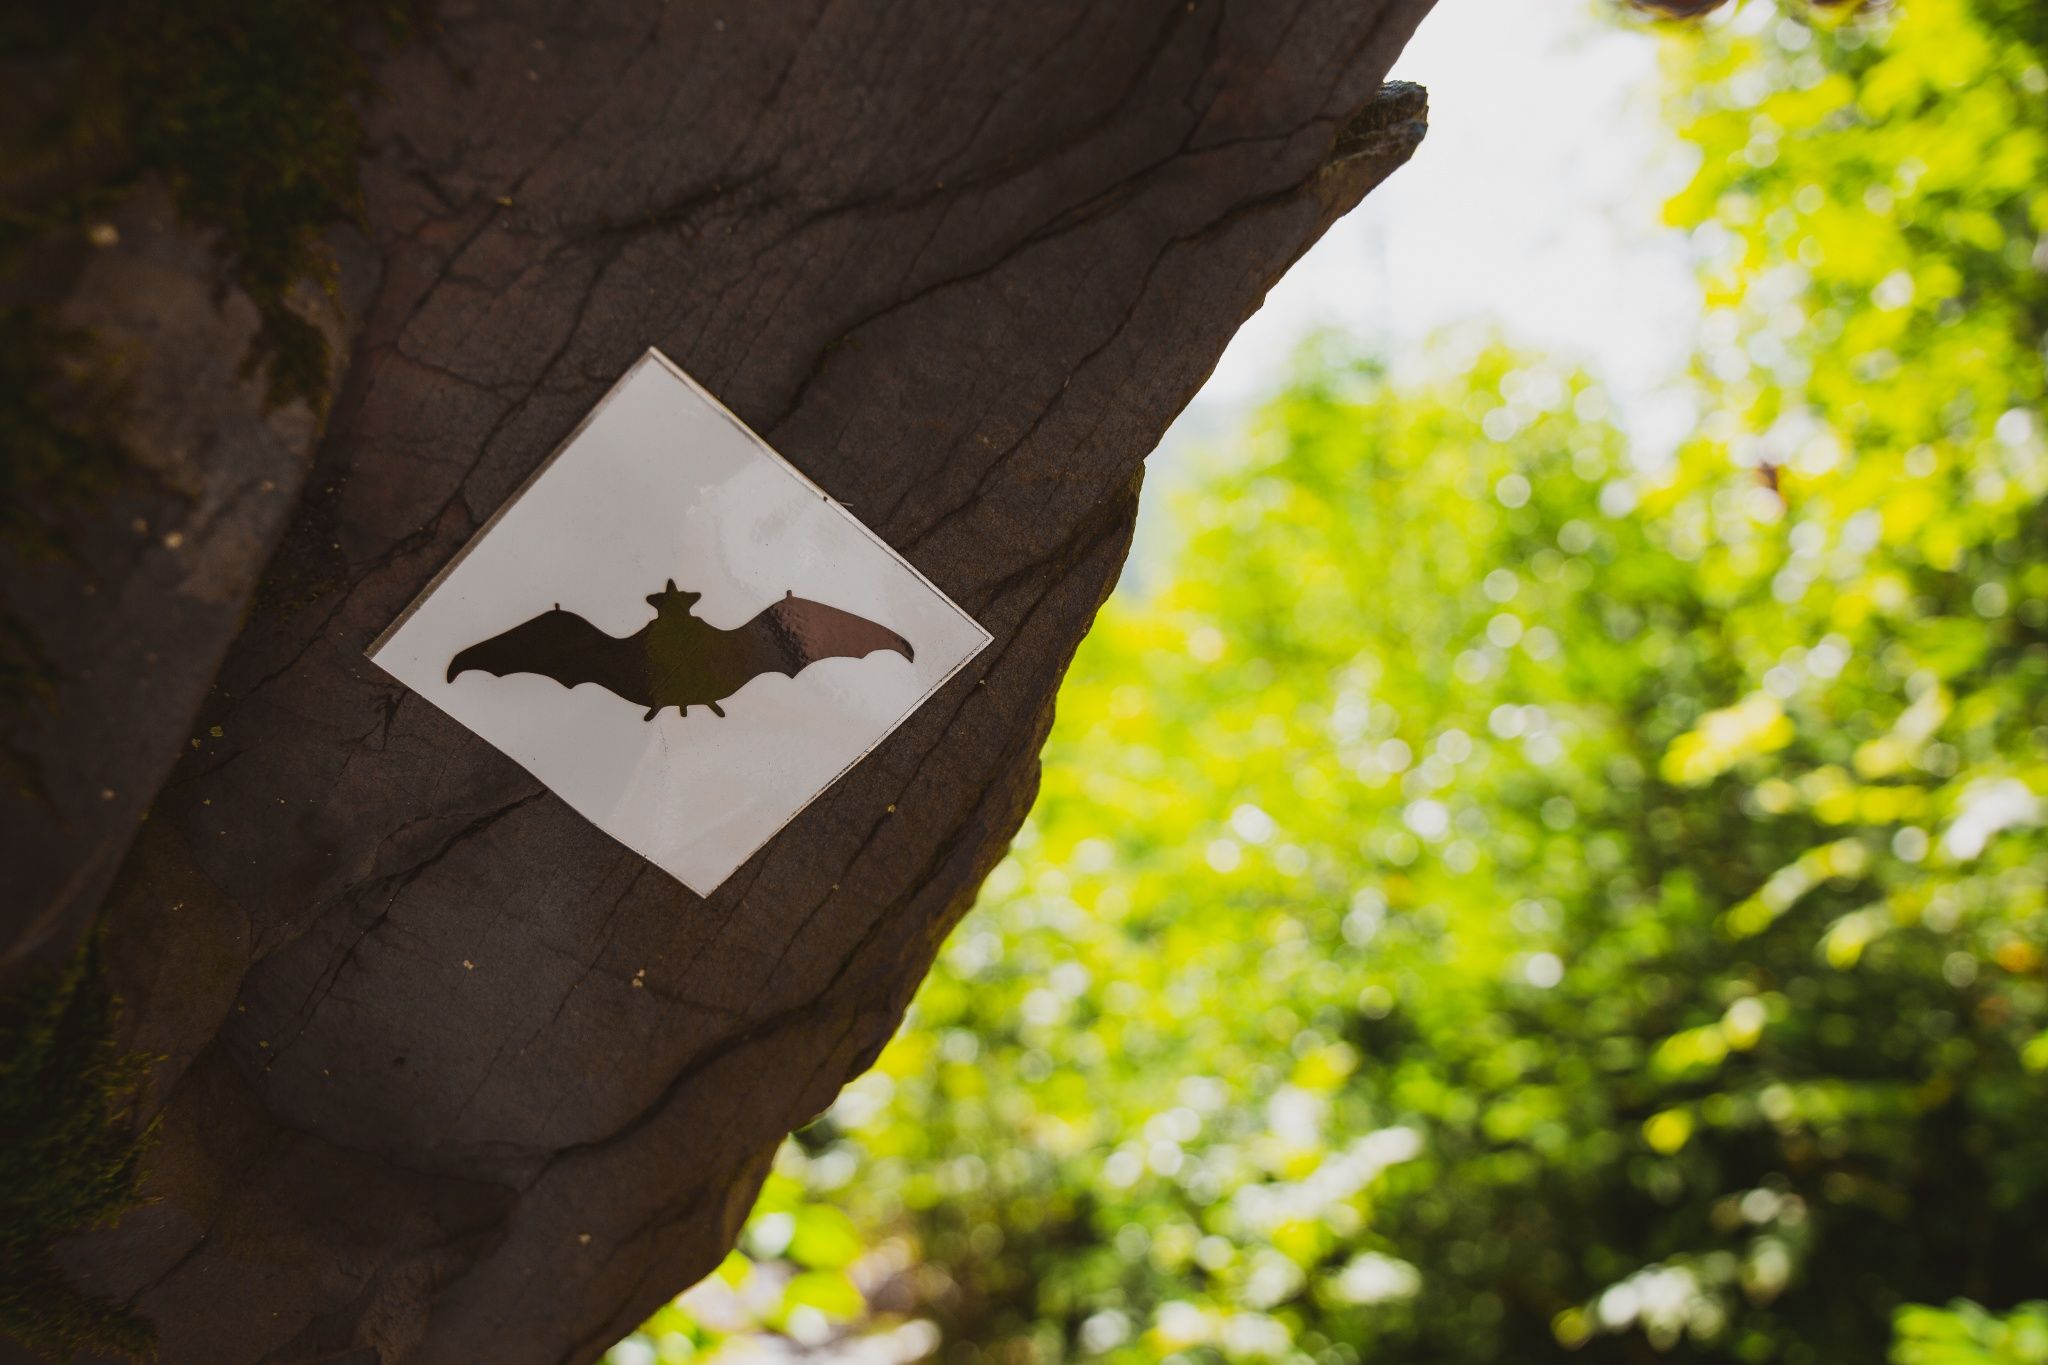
[734, 593, 915, 682]
[446, 608, 650, 705]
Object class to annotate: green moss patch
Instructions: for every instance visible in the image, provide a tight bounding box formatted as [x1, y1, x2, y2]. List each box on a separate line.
[0, 0, 432, 790]
[2, 0, 431, 411]
[0, 940, 155, 1361]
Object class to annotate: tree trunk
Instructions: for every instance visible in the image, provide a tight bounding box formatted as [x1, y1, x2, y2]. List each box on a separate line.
[8, 2, 1431, 1360]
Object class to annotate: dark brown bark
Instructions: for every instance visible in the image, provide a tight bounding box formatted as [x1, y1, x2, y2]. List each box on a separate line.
[5, 2, 1431, 1361]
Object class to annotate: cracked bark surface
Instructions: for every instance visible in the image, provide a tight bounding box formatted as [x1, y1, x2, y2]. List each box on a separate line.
[11, 2, 1432, 1361]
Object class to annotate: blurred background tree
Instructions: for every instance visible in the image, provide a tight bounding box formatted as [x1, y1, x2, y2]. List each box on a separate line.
[611, 0, 2048, 1362]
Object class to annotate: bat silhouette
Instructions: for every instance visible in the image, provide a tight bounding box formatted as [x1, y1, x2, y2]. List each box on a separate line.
[446, 580, 915, 721]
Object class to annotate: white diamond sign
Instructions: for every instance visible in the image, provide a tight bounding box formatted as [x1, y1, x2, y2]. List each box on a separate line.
[368, 349, 992, 895]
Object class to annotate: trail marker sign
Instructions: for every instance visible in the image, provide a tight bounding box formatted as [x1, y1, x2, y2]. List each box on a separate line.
[369, 350, 991, 895]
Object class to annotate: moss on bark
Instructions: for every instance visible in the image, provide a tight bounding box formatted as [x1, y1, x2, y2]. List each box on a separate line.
[0, 6, 430, 1353]
[0, 938, 154, 1361]
[2, 0, 430, 410]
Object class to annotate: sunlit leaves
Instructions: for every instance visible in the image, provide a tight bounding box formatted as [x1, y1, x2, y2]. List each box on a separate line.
[1892, 1300, 2048, 1364]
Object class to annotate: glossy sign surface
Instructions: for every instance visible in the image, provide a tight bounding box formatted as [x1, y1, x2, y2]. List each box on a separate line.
[369, 350, 991, 894]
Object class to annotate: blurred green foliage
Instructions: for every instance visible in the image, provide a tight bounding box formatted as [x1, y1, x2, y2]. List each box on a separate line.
[1893, 1301, 2048, 1365]
[612, 1, 2048, 1363]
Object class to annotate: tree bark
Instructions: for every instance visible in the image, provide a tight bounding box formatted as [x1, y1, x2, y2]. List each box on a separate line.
[10, 2, 1432, 1361]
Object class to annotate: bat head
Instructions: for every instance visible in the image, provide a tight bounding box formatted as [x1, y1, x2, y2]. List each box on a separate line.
[646, 579, 703, 616]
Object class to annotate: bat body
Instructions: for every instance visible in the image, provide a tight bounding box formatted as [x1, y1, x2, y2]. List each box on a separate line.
[446, 581, 915, 721]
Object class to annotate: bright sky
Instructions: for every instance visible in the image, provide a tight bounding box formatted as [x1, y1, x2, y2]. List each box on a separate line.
[1137, 0, 1704, 566]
